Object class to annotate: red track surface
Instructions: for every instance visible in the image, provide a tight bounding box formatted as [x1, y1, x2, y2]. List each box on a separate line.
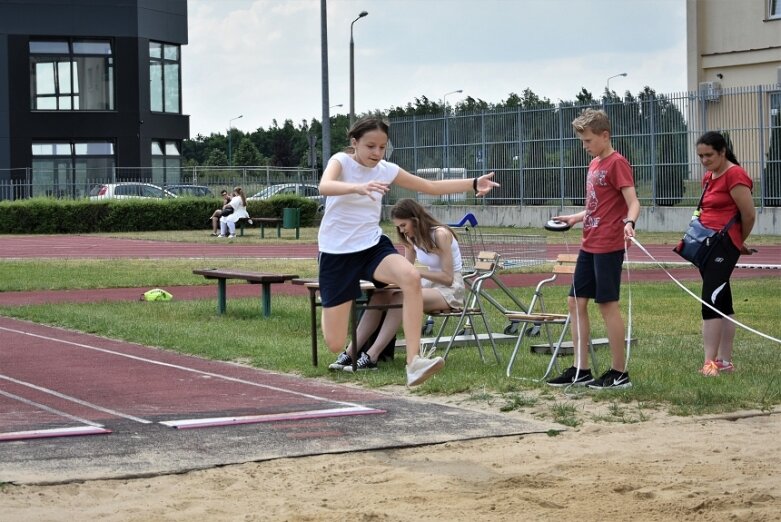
[1, 234, 778, 265]
[0, 316, 384, 439]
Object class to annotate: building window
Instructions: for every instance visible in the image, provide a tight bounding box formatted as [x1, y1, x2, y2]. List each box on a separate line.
[150, 42, 181, 113]
[31, 141, 115, 198]
[151, 139, 182, 185]
[770, 0, 781, 19]
[29, 40, 114, 111]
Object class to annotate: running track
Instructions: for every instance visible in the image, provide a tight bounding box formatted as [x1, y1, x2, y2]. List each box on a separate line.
[1, 233, 780, 265]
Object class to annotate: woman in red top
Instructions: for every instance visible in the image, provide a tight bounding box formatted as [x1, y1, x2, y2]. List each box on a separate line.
[694, 131, 756, 376]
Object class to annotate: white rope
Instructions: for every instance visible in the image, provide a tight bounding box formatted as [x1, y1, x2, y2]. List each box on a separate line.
[623, 241, 633, 370]
[629, 237, 781, 344]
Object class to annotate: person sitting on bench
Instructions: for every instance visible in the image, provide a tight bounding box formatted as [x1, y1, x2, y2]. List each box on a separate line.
[210, 189, 232, 236]
[218, 187, 249, 238]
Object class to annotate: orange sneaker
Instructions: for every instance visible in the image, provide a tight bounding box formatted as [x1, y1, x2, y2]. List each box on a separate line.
[699, 360, 720, 377]
[714, 359, 735, 373]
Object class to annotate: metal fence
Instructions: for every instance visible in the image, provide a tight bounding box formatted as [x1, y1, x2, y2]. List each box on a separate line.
[2, 85, 780, 208]
[0, 166, 319, 200]
[388, 84, 781, 208]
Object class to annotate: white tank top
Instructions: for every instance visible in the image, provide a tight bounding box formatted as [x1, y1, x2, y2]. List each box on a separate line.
[413, 227, 462, 272]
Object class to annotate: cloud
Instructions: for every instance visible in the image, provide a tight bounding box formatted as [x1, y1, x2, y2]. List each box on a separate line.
[183, 0, 687, 136]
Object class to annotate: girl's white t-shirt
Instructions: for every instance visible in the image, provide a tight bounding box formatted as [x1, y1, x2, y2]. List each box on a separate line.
[318, 152, 400, 254]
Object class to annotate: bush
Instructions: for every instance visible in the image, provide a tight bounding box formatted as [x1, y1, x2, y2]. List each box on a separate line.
[0, 195, 319, 234]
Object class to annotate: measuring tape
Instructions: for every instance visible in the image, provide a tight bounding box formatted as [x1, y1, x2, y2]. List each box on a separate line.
[629, 237, 780, 344]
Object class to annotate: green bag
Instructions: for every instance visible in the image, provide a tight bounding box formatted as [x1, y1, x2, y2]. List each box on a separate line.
[142, 288, 173, 302]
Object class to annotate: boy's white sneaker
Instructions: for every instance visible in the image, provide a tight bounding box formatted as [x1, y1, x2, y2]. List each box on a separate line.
[406, 355, 444, 386]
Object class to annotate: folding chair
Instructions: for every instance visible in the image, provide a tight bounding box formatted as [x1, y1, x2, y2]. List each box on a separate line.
[423, 251, 501, 364]
[504, 254, 599, 380]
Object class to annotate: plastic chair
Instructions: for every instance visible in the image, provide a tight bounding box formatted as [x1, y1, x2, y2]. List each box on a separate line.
[504, 254, 599, 380]
[423, 251, 501, 364]
[448, 212, 478, 228]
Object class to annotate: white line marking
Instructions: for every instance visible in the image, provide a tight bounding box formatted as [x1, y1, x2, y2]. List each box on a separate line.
[0, 426, 111, 442]
[0, 324, 369, 409]
[0, 388, 106, 427]
[160, 405, 384, 429]
[0, 375, 152, 424]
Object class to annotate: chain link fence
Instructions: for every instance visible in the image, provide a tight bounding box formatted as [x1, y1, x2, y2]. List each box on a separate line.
[388, 84, 781, 209]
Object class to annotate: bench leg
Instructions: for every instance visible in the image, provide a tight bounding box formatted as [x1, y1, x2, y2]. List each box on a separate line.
[276, 223, 281, 238]
[349, 299, 359, 372]
[309, 288, 318, 366]
[239, 222, 245, 237]
[260, 223, 266, 239]
[260, 282, 272, 318]
[295, 226, 300, 240]
[217, 279, 227, 314]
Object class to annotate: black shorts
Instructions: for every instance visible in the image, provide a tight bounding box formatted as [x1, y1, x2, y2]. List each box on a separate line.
[569, 249, 624, 303]
[699, 234, 740, 320]
[318, 235, 399, 308]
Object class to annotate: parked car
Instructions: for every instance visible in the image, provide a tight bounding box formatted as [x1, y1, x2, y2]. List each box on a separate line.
[248, 183, 324, 212]
[88, 182, 178, 200]
[165, 184, 214, 197]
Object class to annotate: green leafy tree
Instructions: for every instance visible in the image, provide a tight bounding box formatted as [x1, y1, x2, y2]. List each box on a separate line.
[204, 148, 228, 166]
[233, 136, 265, 166]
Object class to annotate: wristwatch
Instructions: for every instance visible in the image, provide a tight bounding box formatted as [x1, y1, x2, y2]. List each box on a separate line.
[623, 218, 636, 228]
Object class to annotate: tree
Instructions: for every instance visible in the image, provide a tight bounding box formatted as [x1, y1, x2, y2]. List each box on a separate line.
[233, 136, 265, 166]
[204, 148, 228, 166]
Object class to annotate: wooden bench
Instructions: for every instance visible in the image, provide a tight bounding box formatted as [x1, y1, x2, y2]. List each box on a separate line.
[193, 269, 299, 317]
[291, 278, 402, 368]
[237, 217, 283, 238]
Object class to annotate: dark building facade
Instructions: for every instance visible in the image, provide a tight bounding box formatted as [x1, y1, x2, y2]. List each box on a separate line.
[0, 0, 188, 198]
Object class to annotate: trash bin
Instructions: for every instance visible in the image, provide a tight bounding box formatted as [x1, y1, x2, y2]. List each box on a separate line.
[282, 207, 301, 239]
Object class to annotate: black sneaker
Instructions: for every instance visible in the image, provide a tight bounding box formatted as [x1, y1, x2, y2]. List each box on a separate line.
[547, 366, 593, 387]
[343, 352, 378, 372]
[587, 369, 632, 390]
[328, 351, 352, 371]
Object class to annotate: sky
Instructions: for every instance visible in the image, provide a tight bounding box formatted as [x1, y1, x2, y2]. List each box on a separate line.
[184, 0, 687, 137]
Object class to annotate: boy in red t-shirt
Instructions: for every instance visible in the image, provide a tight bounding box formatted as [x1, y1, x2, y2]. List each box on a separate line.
[549, 109, 641, 390]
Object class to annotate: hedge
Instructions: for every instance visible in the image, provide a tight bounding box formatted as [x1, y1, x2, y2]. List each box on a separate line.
[0, 195, 319, 234]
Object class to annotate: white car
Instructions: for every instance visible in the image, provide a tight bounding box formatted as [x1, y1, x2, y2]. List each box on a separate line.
[88, 182, 178, 200]
[248, 183, 324, 212]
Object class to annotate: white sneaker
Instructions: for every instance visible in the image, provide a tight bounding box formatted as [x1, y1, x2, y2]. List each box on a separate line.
[228, 234, 236, 238]
[406, 355, 445, 386]
[218, 234, 227, 238]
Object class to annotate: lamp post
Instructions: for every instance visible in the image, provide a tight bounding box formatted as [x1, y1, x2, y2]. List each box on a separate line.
[228, 114, 243, 167]
[606, 72, 627, 94]
[321, 0, 331, 167]
[330, 103, 343, 111]
[443, 89, 463, 179]
[349, 10, 368, 127]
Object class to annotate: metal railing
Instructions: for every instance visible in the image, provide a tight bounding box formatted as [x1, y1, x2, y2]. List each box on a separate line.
[2, 85, 780, 208]
[388, 84, 781, 208]
[0, 166, 319, 200]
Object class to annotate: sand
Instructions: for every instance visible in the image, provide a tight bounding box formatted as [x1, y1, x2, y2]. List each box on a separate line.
[1, 392, 779, 522]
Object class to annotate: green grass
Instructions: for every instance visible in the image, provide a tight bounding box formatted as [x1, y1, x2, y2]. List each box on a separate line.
[1, 276, 779, 420]
[0, 258, 320, 292]
[90, 226, 781, 247]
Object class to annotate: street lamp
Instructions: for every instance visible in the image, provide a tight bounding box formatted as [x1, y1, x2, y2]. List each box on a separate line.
[330, 103, 343, 110]
[443, 89, 463, 179]
[349, 10, 368, 127]
[606, 72, 628, 94]
[228, 114, 243, 167]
